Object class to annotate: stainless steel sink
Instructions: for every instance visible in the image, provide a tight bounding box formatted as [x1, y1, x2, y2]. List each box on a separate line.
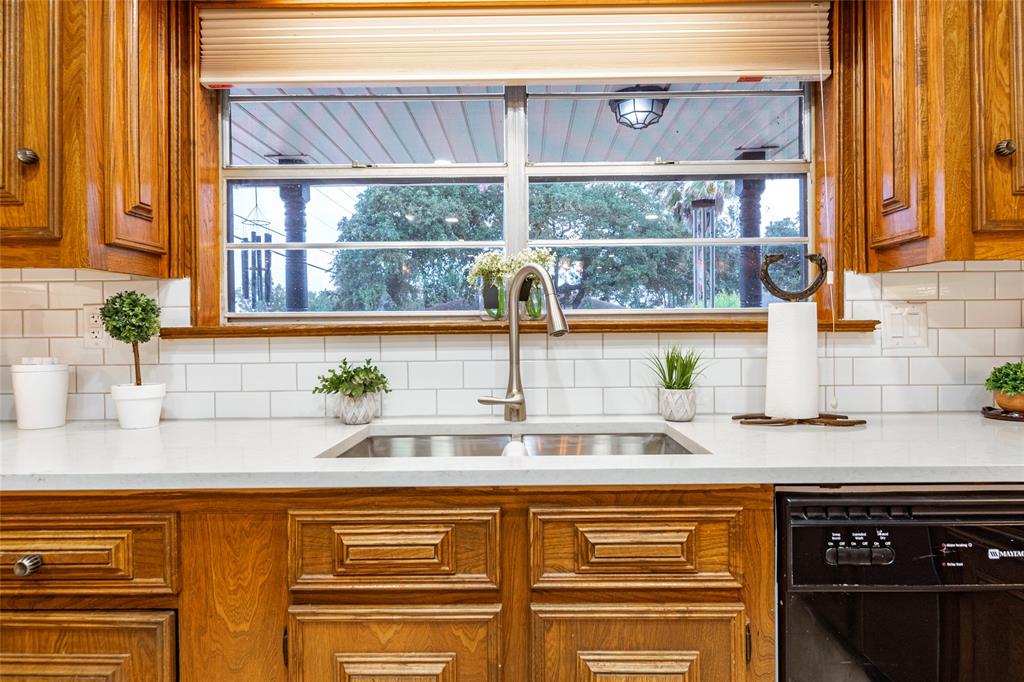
[325, 432, 691, 458]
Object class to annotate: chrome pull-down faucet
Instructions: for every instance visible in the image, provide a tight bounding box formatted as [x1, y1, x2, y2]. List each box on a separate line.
[478, 263, 569, 422]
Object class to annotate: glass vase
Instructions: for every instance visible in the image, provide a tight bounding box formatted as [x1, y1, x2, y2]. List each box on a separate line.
[520, 280, 546, 321]
[479, 277, 508, 320]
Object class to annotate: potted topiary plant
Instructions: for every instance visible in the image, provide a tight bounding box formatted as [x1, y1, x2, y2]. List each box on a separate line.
[313, 359, 392, 424]
[648, 346, 706, 422]
[985, 361, 1024, 412]
[100, 290, 164, 429]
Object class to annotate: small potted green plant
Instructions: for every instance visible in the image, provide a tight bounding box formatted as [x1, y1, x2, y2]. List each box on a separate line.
[648, 346, 706, 422]
[985, 361, 1024, 412]
[100, 290, 163, 429]
[313, 359, 392, 424]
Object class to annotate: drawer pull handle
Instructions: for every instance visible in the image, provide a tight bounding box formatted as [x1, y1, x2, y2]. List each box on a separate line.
[15, 148, 39, 165]
[13, 554, 43, 577]
[995, 139, 1017, 157]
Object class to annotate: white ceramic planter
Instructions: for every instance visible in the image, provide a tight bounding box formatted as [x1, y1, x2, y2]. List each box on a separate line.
[111, 383, 166, 429]
[660, 388, 697, 422]
[335, 393, 378, 424]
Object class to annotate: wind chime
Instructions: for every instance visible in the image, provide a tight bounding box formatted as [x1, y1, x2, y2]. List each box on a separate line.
[237, 188, 273, 306]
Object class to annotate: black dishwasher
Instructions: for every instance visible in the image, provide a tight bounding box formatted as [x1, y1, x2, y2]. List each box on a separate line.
[778, 492, 1024, 682]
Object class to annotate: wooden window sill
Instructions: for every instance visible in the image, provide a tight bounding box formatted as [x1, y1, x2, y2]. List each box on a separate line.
[160, 318, 879, 339]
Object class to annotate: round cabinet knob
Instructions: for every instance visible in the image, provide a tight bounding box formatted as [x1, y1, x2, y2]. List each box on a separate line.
[13, 554, 43, 577]
[15, 148, 39, 165]
[995, 139, 1018, 157]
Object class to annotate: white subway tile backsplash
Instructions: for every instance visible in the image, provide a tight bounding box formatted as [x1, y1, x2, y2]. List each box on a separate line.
[186, 364, 241, 392]
[966, 300, 1021, 328]
[409, 361, 462, 389]
[270, 337, 325, 362]
[436, 334, 490, 361]
[548, 387, 602, 415]
[882, 272, 938, 300]
[216, 391, 269, 418]
[242, 363, 296, 391]
[380, 335, 434, 361]
[882, 385, 938, 412]
[908, 261, 964, 272]
[102, 280, 159, 301]
[574, 359, 630, 388]
[938, 329, 994, 356]
[0, 394, 13, 420]
[909, 357, 965, 385]
[161, 392, 215, 419]
[603, 387, 658, 414]
[0, 282, 48, 309]
[215, 338, 269, 363]
[853, 357, 909, 385]
[995, 329, 1024, 356]
[159, 307, 190, 327]
[325, 336, 381, 362]
[996, 272, 1024, 299]
[382, 389, 436, 416]
[603, 334, 658, 358]
[1, 260, 1021, 421]
[939, 272, 995, 300]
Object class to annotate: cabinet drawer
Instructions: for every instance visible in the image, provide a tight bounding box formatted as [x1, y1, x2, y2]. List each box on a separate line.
[0, 514, 178, 595]
[531, 603, 746, 681]
[288, 509, 500, 591]
[0, 610, 176, 682]
[288, 605, 500, 682]
[530, 507, 743, 589]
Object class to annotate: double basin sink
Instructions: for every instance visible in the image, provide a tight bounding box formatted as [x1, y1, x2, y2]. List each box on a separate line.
[324, 432, 693, 458]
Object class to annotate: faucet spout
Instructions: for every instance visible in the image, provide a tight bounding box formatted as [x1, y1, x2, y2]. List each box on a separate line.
[479, 263, 569, 421]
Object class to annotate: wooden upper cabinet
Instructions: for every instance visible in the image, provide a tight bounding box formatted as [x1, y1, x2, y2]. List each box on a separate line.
[0, 0, 179, 277]
[0, 0, 60, 241]
[971, 0, 1024, 236]
[865, 0, 930, 251]
[103, 0, 169, 256]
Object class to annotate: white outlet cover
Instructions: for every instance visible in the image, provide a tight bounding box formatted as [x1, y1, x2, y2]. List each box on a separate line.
[881, 302, 929, 349]
[82, 305, 110, 349]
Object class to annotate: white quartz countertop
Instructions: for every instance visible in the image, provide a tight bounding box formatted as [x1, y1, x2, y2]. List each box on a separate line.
[1, 413, 1021, 491]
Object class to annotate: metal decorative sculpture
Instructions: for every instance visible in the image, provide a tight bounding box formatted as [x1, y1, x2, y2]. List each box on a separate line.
[759, 253, 828, 302]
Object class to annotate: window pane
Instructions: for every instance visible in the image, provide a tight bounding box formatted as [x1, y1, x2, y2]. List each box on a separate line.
[529, 178, 806, 240]
[528, 85, 803, 162]
[227, 247, 488, 314]
[229, 88, 504, 165]
[229, 181, 504, 244]
[543, 244, 808, 310]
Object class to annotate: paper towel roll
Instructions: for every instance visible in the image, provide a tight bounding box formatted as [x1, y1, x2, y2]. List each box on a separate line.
[764, 302, 819, 419]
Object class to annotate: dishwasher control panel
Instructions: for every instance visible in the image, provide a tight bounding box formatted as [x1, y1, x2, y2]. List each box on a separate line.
[824, 528, 895, 566]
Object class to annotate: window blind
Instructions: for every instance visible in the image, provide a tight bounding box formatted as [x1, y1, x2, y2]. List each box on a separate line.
[199, 2, 832, 88]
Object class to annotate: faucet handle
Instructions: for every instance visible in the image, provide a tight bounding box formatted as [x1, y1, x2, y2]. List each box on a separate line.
[478, 394, 524, 407]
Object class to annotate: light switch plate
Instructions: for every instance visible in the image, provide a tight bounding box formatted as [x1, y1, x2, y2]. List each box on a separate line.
[881, 302, 929, 349]
[83, 305, 110, 349]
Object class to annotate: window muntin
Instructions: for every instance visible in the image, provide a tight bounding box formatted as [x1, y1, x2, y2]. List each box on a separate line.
[222, 84, 811, 319]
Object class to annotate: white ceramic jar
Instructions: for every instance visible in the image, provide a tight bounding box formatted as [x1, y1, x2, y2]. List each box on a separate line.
[10, 357, 69, 429]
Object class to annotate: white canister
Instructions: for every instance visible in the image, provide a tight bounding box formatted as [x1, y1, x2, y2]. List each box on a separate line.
[10, 357, 69, 429]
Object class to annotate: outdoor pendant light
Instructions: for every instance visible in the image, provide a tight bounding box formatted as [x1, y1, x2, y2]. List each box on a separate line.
[609, 85, 670, 130]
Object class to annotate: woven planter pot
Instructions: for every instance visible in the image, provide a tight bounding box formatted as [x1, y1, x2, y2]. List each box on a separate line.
[659, 388, 697, 422]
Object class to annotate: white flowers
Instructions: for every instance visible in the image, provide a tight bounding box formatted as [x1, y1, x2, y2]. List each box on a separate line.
[467, 247, 556, 287]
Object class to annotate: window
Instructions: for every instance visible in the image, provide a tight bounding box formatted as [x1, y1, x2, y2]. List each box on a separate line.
[222, 83, 811, 319]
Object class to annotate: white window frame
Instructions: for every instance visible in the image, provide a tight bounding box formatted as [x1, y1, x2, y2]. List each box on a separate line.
[220, 85, 814, 322]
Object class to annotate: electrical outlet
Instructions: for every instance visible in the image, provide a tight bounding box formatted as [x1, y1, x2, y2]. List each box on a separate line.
[83, 305, 110, 349]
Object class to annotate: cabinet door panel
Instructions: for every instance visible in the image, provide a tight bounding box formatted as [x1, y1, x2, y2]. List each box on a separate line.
[0, 611, 176, 682]
[288, 605, 500, 682]
[531, 603, 746, 682]
[866, 0, 930, 248]
[972, 0, 1024, 232]
[103, 0, 168, 254]
[0, 0, 60, 240]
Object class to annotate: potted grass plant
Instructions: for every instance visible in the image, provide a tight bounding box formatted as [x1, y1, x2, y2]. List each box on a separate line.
[313, 359, 392, 424]
[648, 346, 706, 422]
[985, 361, 1024, 412]
[100, 290, 164, 429]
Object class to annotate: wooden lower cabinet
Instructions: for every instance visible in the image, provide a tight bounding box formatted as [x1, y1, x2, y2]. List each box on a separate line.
[288, 605, 501, 682]
[0, 486, 774, 682]
[533, 603, 747, 681]
[0, 611, 176, 681]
